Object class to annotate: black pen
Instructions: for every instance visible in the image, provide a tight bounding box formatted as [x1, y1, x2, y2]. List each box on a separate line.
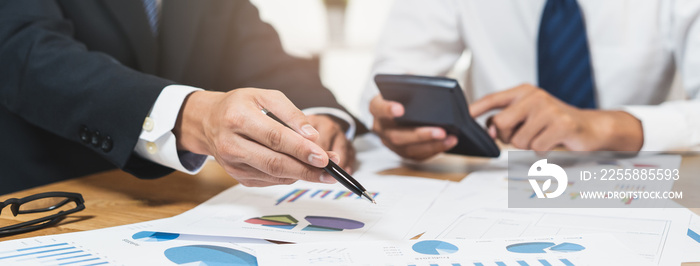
[261, 108, 376, 204]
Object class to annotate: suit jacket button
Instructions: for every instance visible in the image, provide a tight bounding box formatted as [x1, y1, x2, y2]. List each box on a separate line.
[91, 131, 101, 147]
[101, 136, 113, 152]
[79, 126, 90, 143]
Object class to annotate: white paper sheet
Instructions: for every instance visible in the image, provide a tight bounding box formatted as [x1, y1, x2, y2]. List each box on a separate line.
[157, 174, 450, 243]
[253, 234, 652, 266]
[1, 140, 691, 265]
[412, 156, 691, 265]
[0, 219, 268, 265]
[423, 207, 690, 265]
[683, 213, 700, 263]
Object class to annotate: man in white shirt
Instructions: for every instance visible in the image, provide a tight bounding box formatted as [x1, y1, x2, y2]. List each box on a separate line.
[362, 0, 700, 160]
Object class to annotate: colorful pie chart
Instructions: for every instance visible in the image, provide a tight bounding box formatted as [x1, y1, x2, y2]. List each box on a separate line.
[244, 214, 364, 232]
[245, 215, 298, 228]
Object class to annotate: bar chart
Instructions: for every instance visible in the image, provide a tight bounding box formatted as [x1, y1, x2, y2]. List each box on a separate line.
[0, 240, 109, 266]
[275, 188, 379, 205]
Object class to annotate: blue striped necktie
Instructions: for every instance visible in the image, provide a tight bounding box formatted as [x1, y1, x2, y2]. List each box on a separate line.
[141, 0, 160, 35]
[537, 0, 596, 109]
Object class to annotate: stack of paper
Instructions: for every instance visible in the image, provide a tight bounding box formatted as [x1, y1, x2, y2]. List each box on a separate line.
[1, 137, 698, 265]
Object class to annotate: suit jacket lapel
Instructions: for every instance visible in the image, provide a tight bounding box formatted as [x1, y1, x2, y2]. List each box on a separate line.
[101, 0, 158, 75]
[158, 0, 205, 81]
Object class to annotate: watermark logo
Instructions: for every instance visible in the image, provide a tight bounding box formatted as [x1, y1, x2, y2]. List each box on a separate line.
[509, 151, 689, 208]
[528, 159, 568, 199]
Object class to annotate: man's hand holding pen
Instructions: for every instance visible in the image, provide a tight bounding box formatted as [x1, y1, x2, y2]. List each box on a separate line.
[172, 88, 342, 187]
[263, 109, 375, 204]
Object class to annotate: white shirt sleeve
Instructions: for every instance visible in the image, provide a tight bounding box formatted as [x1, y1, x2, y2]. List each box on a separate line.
[623, 2, 700, 151]
[135, 84, 207, 174]
[134, 86, 355, 174]
[623, 101, 700, 151]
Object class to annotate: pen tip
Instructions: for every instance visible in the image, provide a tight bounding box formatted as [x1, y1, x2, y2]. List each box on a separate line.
[363, 191, 377, 204]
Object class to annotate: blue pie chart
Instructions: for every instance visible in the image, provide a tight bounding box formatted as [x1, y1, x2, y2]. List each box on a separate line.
[164, 245, 257, 266]
[506, 242, 555, 253]
[132, 231, 180, 242]
[506, 242, 585, 254]
[412, 240, 459, 255]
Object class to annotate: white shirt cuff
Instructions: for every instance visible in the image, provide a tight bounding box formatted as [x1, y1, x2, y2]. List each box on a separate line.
[135, 84, 207, 174]
[302, 107, 356, 140]
[622, 102, 700, 151]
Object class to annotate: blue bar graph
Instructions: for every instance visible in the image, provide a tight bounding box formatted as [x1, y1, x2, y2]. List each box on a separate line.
[0, 241, 109, 265]
[36, 250, 83, 259]
[688, 229, 700, 244]
[59, 257, 101, 265]
[0, 246, 76, 260]
[539, 259, 553, 266]
[14, 243, 68, 252]
[56, 254, 91, 261]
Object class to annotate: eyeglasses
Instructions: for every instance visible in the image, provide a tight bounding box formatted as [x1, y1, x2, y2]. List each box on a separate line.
[0, 192, 85, 237]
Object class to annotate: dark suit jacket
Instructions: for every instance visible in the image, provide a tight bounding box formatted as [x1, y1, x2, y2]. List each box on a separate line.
[0, 0, 362, 194]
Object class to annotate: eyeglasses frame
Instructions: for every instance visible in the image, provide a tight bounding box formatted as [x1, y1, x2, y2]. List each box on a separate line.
[0, 192, 85, 237]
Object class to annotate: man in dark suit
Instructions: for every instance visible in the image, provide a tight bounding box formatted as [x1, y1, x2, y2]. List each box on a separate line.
[0, 0, 362, 194]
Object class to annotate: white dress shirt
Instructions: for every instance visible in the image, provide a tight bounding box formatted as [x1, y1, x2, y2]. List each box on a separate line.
[360, 0, 700, 151]
[135, 85, 206, 174]
[135, 85, 355, 174]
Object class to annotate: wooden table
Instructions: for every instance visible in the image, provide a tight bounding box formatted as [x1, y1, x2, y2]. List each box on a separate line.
[0, 161, 239, 240]
[1, 153, 699, 264]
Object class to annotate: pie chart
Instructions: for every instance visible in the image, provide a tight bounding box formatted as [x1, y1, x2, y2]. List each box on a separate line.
[302, 216, 365, 231]
[412, 240, 459, 255]
[164, 245, 257, 266]
[549, 242, 586, 252]
[506, 242, 585, 253]
[132, 231, 180, 242]
[244, 214, 364, 232]
[245, 215, 299, 230]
